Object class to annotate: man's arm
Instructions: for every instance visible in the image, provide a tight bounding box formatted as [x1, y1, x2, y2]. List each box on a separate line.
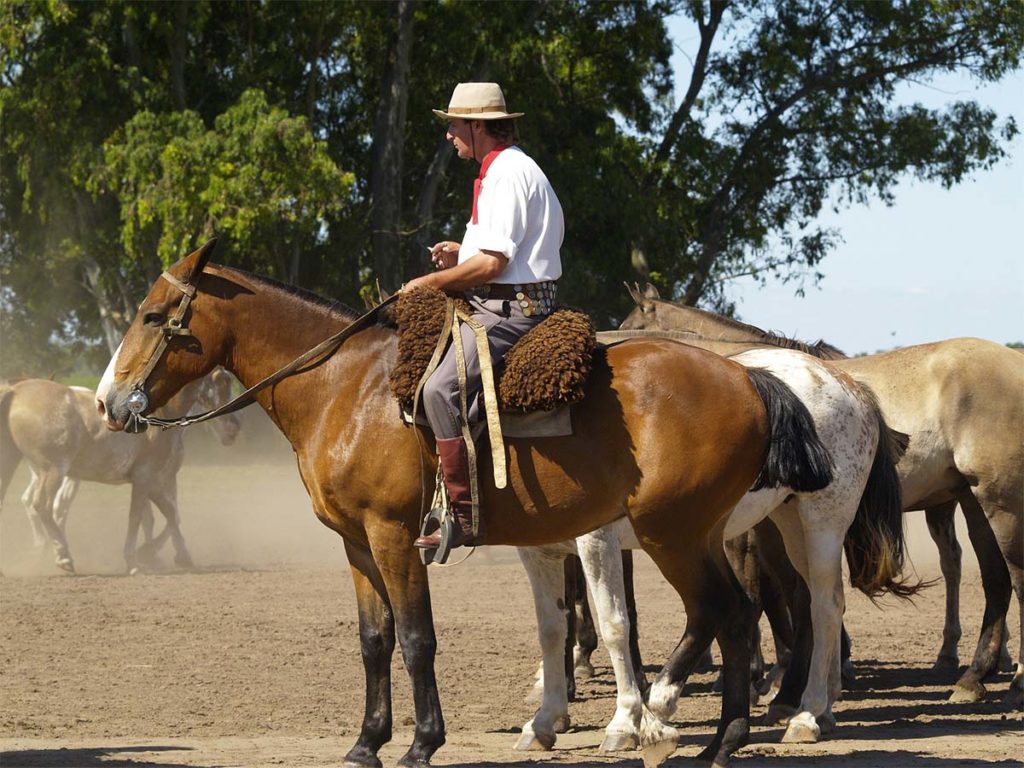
[404, 250, 508, 293]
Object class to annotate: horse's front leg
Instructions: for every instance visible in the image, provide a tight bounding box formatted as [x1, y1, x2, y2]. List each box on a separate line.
[343, 540, 398, 768]
[515, 546, 570, 751]
[365, 526, 445, 767]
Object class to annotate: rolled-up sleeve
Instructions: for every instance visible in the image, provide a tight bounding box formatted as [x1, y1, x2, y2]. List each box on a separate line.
[472, 175, 526, 261]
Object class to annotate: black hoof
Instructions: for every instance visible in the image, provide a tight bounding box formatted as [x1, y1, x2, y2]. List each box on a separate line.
[343, 745, 383, 768]
[696, 718, 749, 767]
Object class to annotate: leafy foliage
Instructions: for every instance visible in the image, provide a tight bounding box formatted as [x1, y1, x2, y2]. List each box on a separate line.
[1, 0, 1021, 378]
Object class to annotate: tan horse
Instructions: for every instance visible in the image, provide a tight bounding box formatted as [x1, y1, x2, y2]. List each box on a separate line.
[94, 241, 834, 768]
[0, 370, 239, 573]
[621, 284, 1024, 707]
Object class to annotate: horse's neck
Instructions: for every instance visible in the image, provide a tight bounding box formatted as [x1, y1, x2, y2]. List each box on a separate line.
[219, 286, 387, 448]
[663, 303, 770, 343]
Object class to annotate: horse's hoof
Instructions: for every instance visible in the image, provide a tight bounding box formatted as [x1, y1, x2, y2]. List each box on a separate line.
[818, 711, 836, 734]
[600, 729, 639, 752]
[1002, 676, 1023, 709]
[574, 660, 596, 680]
[396, 751, 432, 768]
[640, 736, 676, 768]
[342, 747, 383, 768]
[762, 702, 797, 726]
[841, 658, 857, 687]
[782, 712, 821, 744]
[639, 708, 678, 768]
[553, 713, 571, 733]
[514, 722, 555, 751]
[127, 566, 140, 576]
[697, 718, 748, 767]
[932, 654, 959, 671]
[949, 681, 986, 703]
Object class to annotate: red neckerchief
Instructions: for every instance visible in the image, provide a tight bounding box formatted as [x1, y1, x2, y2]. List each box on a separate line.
[472, 143, 510, 224]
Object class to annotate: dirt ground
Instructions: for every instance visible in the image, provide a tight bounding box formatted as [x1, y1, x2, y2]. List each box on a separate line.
[1, 415, 1021, 767]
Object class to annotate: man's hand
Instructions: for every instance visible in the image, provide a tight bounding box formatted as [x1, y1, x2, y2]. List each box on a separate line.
[430, 241, 460, 270]
[400, 274, 437, 293]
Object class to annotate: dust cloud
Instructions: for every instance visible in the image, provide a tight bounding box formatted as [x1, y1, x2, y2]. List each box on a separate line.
[0, 407, 347, 576]
[0, 400, 982, 578]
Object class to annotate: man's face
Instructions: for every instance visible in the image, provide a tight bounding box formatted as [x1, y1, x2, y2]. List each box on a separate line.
[446, 119, 476, 160]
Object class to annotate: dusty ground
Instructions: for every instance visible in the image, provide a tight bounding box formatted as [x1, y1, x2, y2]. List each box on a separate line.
[1, 416, 1021, 767]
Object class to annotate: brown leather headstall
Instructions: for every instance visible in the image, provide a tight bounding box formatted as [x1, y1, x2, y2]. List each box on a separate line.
[125, 268, 396, 433]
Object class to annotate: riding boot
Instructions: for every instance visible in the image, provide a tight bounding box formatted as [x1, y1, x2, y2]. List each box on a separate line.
[414, 436, 480, 550]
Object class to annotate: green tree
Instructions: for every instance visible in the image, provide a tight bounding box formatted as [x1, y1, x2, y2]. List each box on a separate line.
[2, 0, 1022, 377]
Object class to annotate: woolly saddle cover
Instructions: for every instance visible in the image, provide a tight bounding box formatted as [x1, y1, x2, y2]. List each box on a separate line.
[388, 286, 596, 414]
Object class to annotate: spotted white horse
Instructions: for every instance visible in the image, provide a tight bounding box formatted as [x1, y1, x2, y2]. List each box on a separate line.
[515, 343, 912, 751]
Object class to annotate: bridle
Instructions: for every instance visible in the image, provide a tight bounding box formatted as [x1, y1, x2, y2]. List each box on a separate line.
[123, 263, 395, 433]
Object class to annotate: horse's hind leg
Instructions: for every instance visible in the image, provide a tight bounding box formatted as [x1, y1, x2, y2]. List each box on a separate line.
[576, 528, 643, 752]
[925, 500, 962, 670]
[516, 547, 570, 751]
[644, 542, 751, 766]
[343, 539, 398, 768]
[950, 490, 1012, 703]
[571, 555, 599, 680]
[123, 485, 151, 574]
[967, 482, 1024, 707]
[52, 477, 79, 534]
[29, 469, 74, 572]
[149, 480, 194, 570]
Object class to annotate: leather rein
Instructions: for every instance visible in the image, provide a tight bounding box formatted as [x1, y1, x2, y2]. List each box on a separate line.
[124, 268, 396, 432]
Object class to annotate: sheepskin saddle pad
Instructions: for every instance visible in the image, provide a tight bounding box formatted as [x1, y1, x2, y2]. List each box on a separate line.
[388, 286, 596, 423]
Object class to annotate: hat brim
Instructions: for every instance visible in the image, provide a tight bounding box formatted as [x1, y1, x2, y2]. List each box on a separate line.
[433, 109, 525, 121]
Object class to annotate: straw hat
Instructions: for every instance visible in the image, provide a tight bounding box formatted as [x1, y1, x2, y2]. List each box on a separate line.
[432, 82, 524, 121]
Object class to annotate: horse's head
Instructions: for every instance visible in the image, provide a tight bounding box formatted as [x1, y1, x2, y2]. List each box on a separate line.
[620, 282, 669, 331]
[198, 367, 241, 445]
[96, 239, 226, 432]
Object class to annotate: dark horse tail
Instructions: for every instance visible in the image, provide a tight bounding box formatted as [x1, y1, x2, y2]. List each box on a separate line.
[746, 368, 833, 493]
[0, 383, 22, 508]
[844, 386, 921, 600]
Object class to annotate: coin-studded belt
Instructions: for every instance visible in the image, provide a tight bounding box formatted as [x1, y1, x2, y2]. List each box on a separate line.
[471, 281, 557, 317]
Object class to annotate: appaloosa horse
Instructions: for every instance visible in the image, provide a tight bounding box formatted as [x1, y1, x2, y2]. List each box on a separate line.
[95, 241, 833, 767]
[0, 370, 239, 573]
[622, 284, 1024, 707]
[517, 343, 913, 750]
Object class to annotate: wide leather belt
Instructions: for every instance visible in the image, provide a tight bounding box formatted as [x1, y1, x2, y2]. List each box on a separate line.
[471, 281, 557, 317]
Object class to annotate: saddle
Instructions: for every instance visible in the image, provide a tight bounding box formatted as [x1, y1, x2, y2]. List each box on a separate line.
[388, 286, 596, 431]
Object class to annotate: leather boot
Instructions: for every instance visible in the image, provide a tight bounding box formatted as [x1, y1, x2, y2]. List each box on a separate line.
[414, 436, 480, 550]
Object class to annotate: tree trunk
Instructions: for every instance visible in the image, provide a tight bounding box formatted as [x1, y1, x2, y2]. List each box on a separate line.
[369, 0, 415, 291]
[82, 256, 129, 354]
[169, 0, 189, 110]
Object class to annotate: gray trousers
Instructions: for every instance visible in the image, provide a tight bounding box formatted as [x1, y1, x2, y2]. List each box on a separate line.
[422, 295, 543, 439]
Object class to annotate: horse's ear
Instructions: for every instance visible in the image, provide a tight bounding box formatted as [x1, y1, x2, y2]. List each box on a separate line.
[625, 282, 654, 313]
[642, 283, 661, 300]
[184, 237, 218, 283]
[377, 279, 392, 304]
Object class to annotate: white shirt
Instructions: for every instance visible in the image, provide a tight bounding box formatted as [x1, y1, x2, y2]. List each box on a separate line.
[458, 146, 564, 283]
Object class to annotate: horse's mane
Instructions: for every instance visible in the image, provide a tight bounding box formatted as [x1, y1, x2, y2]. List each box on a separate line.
[650, 298, 846, 360]
[218, 266, 362, 321]
[755, 330, 847, 360]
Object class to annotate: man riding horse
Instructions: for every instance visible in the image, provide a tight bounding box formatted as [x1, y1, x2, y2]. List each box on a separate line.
[403, 82, 564, 554]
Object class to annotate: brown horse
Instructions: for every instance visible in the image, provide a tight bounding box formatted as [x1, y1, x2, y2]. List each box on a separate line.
[621, 284, 1024, 707]
[95, 241, 833, 767]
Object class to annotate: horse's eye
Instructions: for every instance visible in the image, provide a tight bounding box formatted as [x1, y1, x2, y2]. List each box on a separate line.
[143, 312, 165, 327]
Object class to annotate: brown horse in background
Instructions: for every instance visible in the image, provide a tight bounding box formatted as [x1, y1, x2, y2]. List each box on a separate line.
[95, 241, 833, 768]
[621, 284, 1024, 707]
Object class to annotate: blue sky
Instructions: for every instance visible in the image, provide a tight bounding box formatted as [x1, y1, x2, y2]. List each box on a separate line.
[668, 18, 1023, 355]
